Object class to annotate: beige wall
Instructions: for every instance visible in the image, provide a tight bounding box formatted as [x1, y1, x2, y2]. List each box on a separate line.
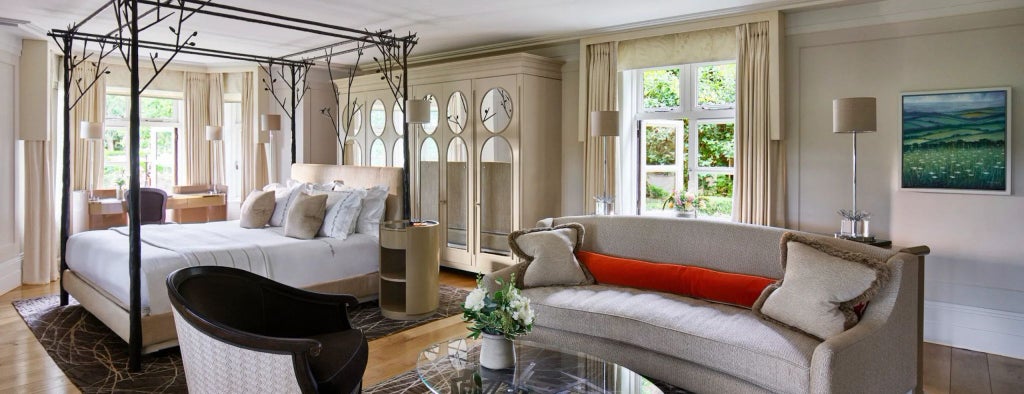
[524, 43, 584, 216]
[786, 8, 1024, 357]
[0, 30, 21, 295]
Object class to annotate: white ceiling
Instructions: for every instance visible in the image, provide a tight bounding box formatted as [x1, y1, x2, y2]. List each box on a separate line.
[2, 0, 856, 65]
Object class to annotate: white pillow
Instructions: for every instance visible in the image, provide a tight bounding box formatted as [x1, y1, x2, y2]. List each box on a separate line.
[315, 189, 364, 239]
[335, 184, 390, 236]
[266, 182, 307, 227]
[308, 181, 343, 193]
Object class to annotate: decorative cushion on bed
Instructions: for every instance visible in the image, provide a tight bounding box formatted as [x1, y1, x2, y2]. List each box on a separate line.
[577, 251, 775, 308]
[509, 223, 592, 288]
[239, 190, 276, 229]
[316, 190, 364, 239]
[335, 184, 389, 236]
[284, 193, 329, 239]
[266, 182, 307, 227]
[752, 232, 891, 340]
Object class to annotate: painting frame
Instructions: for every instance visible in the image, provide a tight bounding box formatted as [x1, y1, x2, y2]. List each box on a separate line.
[900, 87, 1012, 195]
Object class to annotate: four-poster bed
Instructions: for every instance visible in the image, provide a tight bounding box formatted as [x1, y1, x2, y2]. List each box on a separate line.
[47, 0, 419, 370]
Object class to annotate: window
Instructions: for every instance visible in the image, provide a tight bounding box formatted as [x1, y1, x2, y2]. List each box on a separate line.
[223, 101, 242, 202]
[103, 94, 180, 190]
[632, 61, 736, 219]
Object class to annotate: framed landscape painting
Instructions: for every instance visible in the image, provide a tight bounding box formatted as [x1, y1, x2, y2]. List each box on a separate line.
[900, 87, 1011, 195]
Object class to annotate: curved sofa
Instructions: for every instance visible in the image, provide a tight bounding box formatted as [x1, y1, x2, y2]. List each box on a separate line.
[485, 215, 923, 394]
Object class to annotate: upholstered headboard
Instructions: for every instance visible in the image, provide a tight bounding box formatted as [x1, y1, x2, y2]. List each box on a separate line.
[290, 164, 404, 221]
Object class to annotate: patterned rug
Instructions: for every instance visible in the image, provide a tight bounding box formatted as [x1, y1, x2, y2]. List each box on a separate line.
[12, 285, 470, 393]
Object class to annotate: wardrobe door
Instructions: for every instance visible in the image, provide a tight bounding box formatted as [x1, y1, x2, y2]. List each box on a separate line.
[440, 80, 474, 270]
[473, 75, 519, 272]
[366, 90, 392, 167]
[338, 92, 366, 165]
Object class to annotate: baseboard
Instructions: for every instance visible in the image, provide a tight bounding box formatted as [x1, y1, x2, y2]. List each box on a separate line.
[0, 254, 23, 296]
[924, 300, 1024, 359]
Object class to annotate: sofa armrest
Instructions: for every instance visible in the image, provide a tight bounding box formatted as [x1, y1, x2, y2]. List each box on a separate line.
[809, 253, 921, 394]
[482, 263, 529, 292]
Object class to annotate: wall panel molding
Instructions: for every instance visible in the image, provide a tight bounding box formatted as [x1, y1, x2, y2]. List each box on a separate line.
[925, 300, 1024, 359]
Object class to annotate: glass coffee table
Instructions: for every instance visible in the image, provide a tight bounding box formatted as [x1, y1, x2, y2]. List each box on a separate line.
[416, 337, 666, 393]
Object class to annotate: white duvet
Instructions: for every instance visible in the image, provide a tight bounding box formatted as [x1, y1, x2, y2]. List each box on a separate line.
[66, 221, 380, 315]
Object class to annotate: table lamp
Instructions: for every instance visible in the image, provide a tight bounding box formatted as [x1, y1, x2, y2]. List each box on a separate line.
[80, 121, 103, 200]
[206, 125, 223, 194]
[833, 97, 876, 240]
[590, 110, 620, 215]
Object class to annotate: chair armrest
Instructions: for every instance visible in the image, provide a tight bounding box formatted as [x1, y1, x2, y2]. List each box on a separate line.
[260, 285, 360, 335]
[482, 262, 529, 292]
[808, 253, 921, 394]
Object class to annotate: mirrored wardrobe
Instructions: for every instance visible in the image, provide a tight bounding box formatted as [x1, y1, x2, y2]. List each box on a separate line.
[342, 53, 563, 273]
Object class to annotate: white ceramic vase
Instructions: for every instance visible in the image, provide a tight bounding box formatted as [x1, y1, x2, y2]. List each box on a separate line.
[479, 333, 515, 370]
[676, 209, 695, 218]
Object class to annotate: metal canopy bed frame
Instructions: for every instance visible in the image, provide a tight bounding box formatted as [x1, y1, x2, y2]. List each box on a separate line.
[46, 0, 417, 370]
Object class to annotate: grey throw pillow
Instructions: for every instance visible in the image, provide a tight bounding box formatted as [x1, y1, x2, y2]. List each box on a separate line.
[753, 232, 891, 340]
[509, 223, 592, 288]
[239, 190, 275, 229]
[284, 193, 328, 240]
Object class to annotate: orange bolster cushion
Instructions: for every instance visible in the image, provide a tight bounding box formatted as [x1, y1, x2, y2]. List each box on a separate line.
[576, 250, 775, 308]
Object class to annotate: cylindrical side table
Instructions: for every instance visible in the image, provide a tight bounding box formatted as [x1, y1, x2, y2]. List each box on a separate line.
[379, 220, 440, 320]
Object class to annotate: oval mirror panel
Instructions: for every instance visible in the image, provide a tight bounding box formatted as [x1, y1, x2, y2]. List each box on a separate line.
[480, 87, 512, 133]
[446, 91, 468, 134]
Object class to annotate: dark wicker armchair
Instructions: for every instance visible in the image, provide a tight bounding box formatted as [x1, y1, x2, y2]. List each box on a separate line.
[167, 266, 368, 394]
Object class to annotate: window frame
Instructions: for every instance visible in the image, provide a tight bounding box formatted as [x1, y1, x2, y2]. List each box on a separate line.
[630, 62, 737, 217]
[102, 94, 182, 190]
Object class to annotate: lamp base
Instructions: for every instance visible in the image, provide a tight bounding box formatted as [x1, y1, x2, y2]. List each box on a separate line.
[834, 233, 876, 243]
[593, 195, 615, 216]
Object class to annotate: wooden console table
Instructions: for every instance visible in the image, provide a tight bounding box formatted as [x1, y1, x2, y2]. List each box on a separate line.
[74, 191, 227, 231]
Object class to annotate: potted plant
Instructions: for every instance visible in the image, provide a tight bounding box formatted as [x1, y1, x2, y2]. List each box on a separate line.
[462, 273, 535, 370]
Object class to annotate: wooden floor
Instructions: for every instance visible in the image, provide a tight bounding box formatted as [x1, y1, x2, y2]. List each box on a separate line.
[2, 269, 1022, 393]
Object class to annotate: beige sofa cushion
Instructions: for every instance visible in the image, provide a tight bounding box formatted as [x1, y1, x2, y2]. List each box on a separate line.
[510, 223, 591, 288]
[284, 193, 328, 239]
[524, 285, 820, 394]
[239, 190, 276, 229]
[753, 232, 891, 340]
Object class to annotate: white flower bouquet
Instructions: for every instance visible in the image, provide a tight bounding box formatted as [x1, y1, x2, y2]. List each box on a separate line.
[462, 273, 535, 340]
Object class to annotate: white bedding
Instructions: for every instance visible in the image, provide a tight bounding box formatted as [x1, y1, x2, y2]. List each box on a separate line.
[66, 220, 380, 315]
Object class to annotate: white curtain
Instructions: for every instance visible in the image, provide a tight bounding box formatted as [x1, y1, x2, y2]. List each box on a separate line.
[240, 72, 268, 194]
[22, 141, 57, 284]
[70, 63, 105, 191]
[584, 42, 618, 214]
[734, 21, 784, 226]
[209, 73, 224, 189]
[183, 72, 211, 185]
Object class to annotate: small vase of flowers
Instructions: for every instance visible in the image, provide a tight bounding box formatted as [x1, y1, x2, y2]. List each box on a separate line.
[115, 171, 127, 201]
[668, 191, 697, 218]
[462, 274, 535, 370]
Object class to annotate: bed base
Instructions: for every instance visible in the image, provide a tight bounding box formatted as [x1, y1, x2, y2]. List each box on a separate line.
[63, 269, 380, 354]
